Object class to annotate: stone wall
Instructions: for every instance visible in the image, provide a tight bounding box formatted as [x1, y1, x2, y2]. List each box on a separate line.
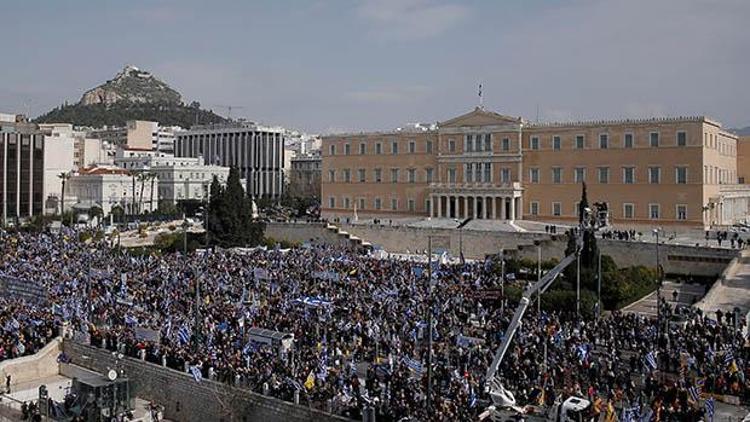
[266, 222, 736, 277]
[266, 222, 358, 247]
[62, 341, 349, 422]
[0, 337, 61, 391]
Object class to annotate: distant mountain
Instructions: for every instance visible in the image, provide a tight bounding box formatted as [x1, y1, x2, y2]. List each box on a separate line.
[35, 65, 227, 128]
[731, 126, 750, 136]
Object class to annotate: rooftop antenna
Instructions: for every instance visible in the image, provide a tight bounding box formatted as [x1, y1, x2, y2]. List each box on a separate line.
[212, 104, 245, 120]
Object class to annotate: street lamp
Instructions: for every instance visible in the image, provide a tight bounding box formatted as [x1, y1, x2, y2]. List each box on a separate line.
[653, 227, 663, 348]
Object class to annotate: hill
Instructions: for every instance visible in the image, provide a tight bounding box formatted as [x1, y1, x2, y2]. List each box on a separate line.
[35, 65, 227, 128]
[732, 126, 750, 136]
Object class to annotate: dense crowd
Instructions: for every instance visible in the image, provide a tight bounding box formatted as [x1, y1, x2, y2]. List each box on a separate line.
[1, 228, 748, 421]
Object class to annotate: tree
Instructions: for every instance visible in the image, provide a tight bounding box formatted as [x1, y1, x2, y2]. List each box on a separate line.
[57, 172, 71, 216]
[207, 168, 265, 247]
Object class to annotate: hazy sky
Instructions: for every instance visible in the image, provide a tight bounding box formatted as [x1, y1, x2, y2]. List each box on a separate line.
[2, 0, 749, 133]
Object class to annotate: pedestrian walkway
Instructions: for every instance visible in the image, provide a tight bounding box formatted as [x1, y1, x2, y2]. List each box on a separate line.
[696, 249, 750, 317]
[622, 281, 706, 317]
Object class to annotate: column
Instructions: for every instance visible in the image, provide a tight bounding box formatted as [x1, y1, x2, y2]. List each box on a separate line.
[437, 196, 442, 218]
[462, 196, 468, 219]
[509, 197, 515, 221]
[490, 196, 496, 220]
[452, 196, 458, 219]
[499, 196, 505, 220]
[474, 196, 480, 218]
[430, 195, 435, 217]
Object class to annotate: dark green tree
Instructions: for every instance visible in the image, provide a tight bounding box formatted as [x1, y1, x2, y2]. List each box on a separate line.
[207, 168, 265, 247]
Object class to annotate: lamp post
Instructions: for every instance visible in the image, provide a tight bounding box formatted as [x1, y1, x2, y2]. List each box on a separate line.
[653, 228, 663, 347]
[426, 236, 433, 411]
[597, 247, 602, 320]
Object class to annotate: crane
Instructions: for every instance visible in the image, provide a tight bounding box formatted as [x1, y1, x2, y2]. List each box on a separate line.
[482, 205, 608, 422]
[211, 104, 245, 120]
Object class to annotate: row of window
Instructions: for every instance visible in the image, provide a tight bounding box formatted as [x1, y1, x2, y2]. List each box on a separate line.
[527, 166, 689, 185]
[329, 139, 434, 156]
[529, 201, 690, 221]
[327, 196, 427, 212]
[704, 132, 736, 156]
[528, 131, 687, 151]
[328, 168, 435, 184]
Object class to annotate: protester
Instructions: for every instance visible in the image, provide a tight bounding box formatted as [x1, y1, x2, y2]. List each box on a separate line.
[0, 228, 746, 421]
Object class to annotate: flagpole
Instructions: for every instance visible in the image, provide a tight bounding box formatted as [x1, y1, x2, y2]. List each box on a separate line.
[426, 235, 433, 411]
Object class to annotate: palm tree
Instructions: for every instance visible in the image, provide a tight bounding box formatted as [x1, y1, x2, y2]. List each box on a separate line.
[57, 172, 70, 217]
[148, 172, 157, 214]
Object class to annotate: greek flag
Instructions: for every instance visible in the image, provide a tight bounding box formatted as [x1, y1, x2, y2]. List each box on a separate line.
[705, 397, 715, 421]
[178, 325, 191, 345]
[412, 266, 423, 278]
[189, 365, 202, 383]
[124, 315, 138, 326]
[468, 388, 477, 408]
[621, 404, 640, 422]
[724, 350, 734, 366]
[688, 385, 701, 402]
[16, 341, 26, 355]
[645, 351, 657, 370]
[402, 356, 424, 374]
[242, 340, 259, 356]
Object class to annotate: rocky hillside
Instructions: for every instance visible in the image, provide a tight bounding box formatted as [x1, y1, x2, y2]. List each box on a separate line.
[80, 65, 182, 106]
[35, 65, 227, 128]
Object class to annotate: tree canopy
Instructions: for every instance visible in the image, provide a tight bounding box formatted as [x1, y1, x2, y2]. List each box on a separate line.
[206, 168, 265, 247]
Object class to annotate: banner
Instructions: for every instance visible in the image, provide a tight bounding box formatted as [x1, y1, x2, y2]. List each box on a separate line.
[0, 274, 48, 304]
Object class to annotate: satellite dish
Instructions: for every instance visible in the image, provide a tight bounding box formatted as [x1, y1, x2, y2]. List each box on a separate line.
[107, 369, 118, 381]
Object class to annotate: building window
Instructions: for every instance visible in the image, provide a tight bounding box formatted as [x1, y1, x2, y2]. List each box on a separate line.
[448, 139, 456, 153]
[374, 168, 382, 183]
[375, 198, 382, 210]
[409, 141, 416, 153]
[344, 197, 350, 209]
[552, 167, 562, 184]
[677, 131, 687, 147]
[623, 167, 635, 184]
[466, 134, 474, 152]
[426, 140, 433, 153]
[359, 198, 365, 210]
[553, 136, 561, 150]
[391, 198, 398, 210]
[358, 169, 366, 183]
[675, 167, 687, 184]
[359, 143, 366, 154]
[408, 199, 415, 212]
[552, 202, 562, 216]
[650, 132, 659, 147]
[391, 168, 399, 183]
[501, 168, 511, 183]
[575, 135, 585, 149]
[530, 136, 539, 150]
[392, 141, 398, 155]
[376, 143, 382, 154]
[598, 167, 610, 184]
[484, 163, 492, 183]
[344, 144, 351, 155]
[329, 145, 336, 156]
[624, 133, 633, 148]
[448, 168, 457, 183]
[530, 201, 539, 216]
[329, 197, 335, 208]
[599, 134, 609, 149]
[649, 203, 660, 219]
[484, 134, 492, 151]
[408, 169, 416, 183]
[649, 167, 661, 184]
[465, 164, 473, 183]
[502, 138, 510, 151]
[574, 167, 586, 183]
[425, 168, 434, 183]
[328, 170, 335, 182]
[343, 169, 351, 183]
[623, 203, 634, 219]
[676, 204, 687, 220]
[530, 168, 540, 184]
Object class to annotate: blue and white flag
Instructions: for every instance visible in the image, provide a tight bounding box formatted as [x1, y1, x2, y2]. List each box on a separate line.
[724, 350, 734, 366]
[705, 397, 715, 422]
[576, 344, 588, 362]
[412, 266, 423, 278]
[468, 387, 477, 408]
[189, 365, 203, 383]
[242, 340, 259, 356]
[688, 386, 701, 402]
[645, 351, 657, 370]
[178, 325, 191, 345]
[402, 356, 424, 374]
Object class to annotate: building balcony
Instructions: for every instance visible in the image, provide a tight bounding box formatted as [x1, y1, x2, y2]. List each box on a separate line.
[428, 181, 522, 196]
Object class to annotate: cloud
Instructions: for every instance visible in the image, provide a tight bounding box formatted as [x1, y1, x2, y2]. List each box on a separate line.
[357, 0, 470, 40]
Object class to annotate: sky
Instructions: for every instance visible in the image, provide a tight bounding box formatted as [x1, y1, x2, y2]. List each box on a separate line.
[1, 0, 749, 134]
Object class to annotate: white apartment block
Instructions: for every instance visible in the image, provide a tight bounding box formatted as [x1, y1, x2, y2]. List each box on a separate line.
[67, 166, 156, 215]
[175, 122, 285, 199]
[88, 120, 178, 155]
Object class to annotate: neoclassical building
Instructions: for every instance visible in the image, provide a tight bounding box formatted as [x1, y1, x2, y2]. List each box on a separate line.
[321, 108, 750, 228]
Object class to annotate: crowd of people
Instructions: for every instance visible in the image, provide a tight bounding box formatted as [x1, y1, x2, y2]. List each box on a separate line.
[1, 228, 748, 421]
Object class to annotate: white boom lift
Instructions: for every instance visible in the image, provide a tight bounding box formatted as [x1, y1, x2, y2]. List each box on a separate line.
[481, 205, 608, 422]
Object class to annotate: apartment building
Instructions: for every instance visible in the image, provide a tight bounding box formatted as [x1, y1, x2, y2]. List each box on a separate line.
[322, 108, 750, 228]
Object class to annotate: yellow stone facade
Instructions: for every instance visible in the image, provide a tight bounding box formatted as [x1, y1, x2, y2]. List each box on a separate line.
[322, 108, 749, 228]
